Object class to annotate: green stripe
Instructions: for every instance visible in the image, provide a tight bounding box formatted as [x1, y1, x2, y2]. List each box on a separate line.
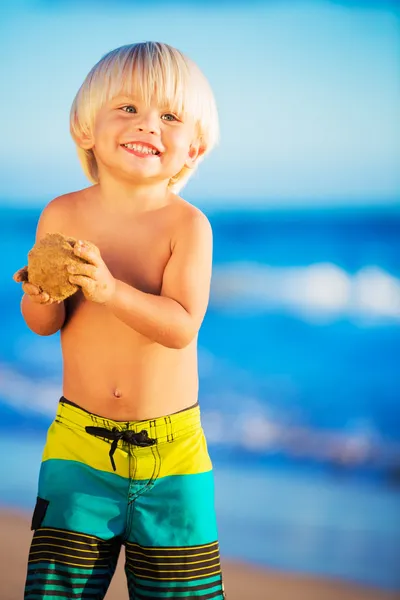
[130, 471, 218, 547]
[38, 461, 218, 548]
[27, 561, 110, 575]
[24, 595, 72, 600]
[26, 573, 108, 586]
[25, 583, 86, 592]
[134, 583, 223, 597]
[134, 574, 223, 588]
[38, 458, 129, 538]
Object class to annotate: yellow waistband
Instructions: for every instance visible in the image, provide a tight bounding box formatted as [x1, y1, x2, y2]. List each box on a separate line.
[57, 398, 201, 444]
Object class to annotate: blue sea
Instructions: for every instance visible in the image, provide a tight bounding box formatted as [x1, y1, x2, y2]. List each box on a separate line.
[1, 204, 400, 590]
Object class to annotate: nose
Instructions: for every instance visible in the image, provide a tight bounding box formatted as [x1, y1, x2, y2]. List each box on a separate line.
[135, 110, 160, 135]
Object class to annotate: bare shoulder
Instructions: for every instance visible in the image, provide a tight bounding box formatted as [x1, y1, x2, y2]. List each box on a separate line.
[36, 188, 89, 241]
[170, 195, 212, 243]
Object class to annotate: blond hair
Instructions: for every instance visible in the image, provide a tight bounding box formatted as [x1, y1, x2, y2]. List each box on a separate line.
[70, 42, 219, 192]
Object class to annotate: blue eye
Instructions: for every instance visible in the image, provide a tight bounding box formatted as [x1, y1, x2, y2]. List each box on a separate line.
[121, 105, 137, 113]
[162, 113, 178, 122]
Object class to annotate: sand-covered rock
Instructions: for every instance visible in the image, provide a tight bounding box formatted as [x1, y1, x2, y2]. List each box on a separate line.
[27, 232, 88, 301]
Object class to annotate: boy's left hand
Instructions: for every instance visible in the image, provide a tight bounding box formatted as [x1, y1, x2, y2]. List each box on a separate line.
[68, 240, 116, 304]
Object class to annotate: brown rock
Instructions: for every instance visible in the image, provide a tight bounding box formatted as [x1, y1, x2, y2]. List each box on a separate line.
[27, 232, 88, 301]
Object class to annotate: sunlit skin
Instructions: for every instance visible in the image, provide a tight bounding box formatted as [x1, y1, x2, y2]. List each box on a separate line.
[13, 92, 213, 420]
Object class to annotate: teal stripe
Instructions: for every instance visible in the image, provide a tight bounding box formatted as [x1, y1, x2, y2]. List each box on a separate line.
[38, 458, 129, 538]
[26, 573, 105, 585]
[39, 460, 218, 547]
[135, 583, 223, 597]
[27, 561, 109, 575]
[130, 470, 218, 547]
[25, 582, 87, 592]
[134, 574, 222, 588]
[24, 596, 72, 600]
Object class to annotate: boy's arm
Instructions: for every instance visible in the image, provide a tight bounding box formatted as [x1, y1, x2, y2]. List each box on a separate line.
[21, 293, 65, 337]
[107, 211, 213, 349]
[20, 200, 66, 336]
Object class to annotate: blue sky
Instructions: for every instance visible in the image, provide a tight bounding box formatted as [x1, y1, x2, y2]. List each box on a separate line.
[0, 0, 399, 208]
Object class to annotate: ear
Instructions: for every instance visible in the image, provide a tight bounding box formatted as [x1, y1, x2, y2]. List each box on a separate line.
[76, 132, 95, 150]
[185, 139, 206, 169]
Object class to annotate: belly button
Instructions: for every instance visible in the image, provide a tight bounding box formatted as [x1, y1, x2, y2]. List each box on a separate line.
[113, 389, 122, 398]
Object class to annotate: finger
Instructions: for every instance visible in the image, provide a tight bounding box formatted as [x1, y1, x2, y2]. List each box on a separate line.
[29, 289, 50, 302]
[82, 240, 101, 255]
[13, 267, 28, 283]
[37, 292, 61, 304]
[42, 296, 60, 305]
[69, 274, 93, 288]
[27, 292, 51, 304]
[67, 262, 96, 278]
[74, 240, 101, 266]
[22, 282, 41, 296]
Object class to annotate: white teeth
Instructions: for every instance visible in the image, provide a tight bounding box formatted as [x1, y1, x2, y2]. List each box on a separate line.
[123, 143, 159, 155]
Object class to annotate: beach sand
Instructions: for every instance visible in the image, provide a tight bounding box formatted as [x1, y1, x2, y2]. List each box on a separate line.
[0, 510, 397, 600]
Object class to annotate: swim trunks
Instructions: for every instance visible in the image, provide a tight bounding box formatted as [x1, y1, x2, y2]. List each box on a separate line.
[24, 397, 225, 599]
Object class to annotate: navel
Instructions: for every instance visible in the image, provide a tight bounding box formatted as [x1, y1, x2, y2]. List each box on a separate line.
[113, 388, 122, 398]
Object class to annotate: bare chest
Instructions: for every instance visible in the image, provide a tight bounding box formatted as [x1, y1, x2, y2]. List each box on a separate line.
[61, 217, 172, 296]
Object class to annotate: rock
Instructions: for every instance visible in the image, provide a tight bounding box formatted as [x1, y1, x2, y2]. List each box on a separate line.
[27, 232, 88, 301]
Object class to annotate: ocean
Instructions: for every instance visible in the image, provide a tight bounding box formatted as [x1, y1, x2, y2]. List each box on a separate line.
[1, 204, 399, 590]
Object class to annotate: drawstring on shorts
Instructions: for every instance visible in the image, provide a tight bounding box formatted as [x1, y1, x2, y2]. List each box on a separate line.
[85, 426, 157, 471]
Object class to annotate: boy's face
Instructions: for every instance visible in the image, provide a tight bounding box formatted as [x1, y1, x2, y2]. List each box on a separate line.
[80, 94, 203, 187]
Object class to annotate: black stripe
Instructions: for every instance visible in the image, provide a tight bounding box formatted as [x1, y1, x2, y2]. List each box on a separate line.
[27, 568, 92, 579]
[26, 566, 115, 579]
[126, 548, 221, 564]
[29, 548, 108, 562]
[28, 552, 111, 569]
[126, 562, 222, 580]
[32, 532, 114, 548]
[134, 587, 224, 600]
[33, 527, 113, 545]
[126, 556, 221, 572]
[134, 575, 223, 593]
[26, 577, 105, 590]
[30, 540, 113, 560]
[25, 588, 106, 599]
[125, 542, 219, 558]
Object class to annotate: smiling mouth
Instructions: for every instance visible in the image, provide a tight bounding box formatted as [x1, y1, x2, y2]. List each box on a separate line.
[122, 143, 161, 156]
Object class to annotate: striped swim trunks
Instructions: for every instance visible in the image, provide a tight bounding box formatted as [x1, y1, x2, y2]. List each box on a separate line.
[24, 397, 225, 599]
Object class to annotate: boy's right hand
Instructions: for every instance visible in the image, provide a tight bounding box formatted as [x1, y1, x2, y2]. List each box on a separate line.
[13, 266, 60, 305]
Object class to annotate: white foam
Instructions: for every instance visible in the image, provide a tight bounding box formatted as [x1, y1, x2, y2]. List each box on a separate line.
[211, 262, 400, 323]
[0, 363, 60, 416]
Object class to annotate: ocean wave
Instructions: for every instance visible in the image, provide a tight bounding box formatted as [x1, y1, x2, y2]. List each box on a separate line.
[201, 402, 400, 469]
[210, 263, 400, 323]
[1, 361, 399, 471]
[0, 363, 61, 416]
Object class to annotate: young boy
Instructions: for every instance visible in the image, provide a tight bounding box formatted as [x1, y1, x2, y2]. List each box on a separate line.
[13, 41, 225, 599]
